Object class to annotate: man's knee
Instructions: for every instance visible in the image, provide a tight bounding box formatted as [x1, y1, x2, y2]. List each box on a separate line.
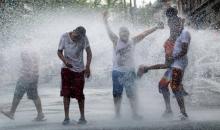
[159, 80, 170, 95]
[27, 91, 39, 100]
[76, 94, 85, 102]
[113, 93, 122, 98]
[173, 90, 185, 98]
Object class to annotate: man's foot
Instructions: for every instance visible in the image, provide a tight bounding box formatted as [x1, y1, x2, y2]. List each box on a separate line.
[78, 118, 87, 125]
[179, 112, 188, 120]
[162, 110, 173, 118]
[1, 111, 14, 120]
[132, 114, 143, 121]
[34, 113, 45, 121]
[62, 118, 70, 125]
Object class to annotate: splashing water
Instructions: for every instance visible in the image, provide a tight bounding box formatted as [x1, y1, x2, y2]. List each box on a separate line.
[0, 7, 220, 130]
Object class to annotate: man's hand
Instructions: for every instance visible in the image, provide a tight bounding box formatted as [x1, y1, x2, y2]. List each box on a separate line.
[64, 61, 73, 68]
[84, 66, 90, 78]
[167, 56, 174, 62]
[137, 65, 148, 78]
[157, 22, 164, 29]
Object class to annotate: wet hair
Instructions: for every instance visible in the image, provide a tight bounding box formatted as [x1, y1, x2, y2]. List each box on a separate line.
[119, 26, 129, 34]
[74, 26, 86, 37]
[166, 7, 178, 18]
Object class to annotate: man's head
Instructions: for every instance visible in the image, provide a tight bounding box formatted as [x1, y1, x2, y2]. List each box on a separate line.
[119, 27, 130, 43]
[166, 7, 183, 33]
[73, 26, 86, 40]
[166, 7, 178, 18]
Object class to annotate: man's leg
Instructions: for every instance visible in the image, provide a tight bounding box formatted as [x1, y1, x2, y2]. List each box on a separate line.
[159, 80, 172, 114]
[112, 71, 123, 118]
[33, 96, 44, 120]
[2, 81, 25, 120]
[159, 70, 172, 115]
[33, 96, 43, 114]
[171, 68, 188, 119]
[78, 99, 86, 122]
[61, 97, 71, 125]
[77, 98, 87, 124]
[2, 96, 22, 120]
[126, 72, 142, 120]
[63, 97, 70, 120]
[113, 96, 122, 118]
[162, 93, 171, 112]
[75, 71, 87, 124]
[28, 82, 45, 121]
[128, 96, 140, 119]
[176, 96, 186, 115]
[60, 68, 72, 125]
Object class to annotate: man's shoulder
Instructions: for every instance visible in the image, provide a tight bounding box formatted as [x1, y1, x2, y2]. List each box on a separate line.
[61, 32, 69, 39]
[181, 29, 190, 36]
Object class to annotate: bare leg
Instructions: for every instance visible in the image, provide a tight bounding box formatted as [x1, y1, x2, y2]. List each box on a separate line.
[10, 96, 21, 115]
[78, 99, 85, 120]
[176, 96, 186, 114]
[77, 99, 87, 124]
[63, 97, 70, 120]
[129, 97, 142, 120]
[162, 93, 172, 112]
[33, 96, 45, 120]
[176, 96, 188, 120]
[2, 96, 22, 120]
[61, 97, 71, 125]
[33, 96, 43, 115]
[113, 96, 122, 118]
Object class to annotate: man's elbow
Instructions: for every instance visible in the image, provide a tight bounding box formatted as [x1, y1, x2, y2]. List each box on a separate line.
[88, 51, 92, 59]
[57, 50, 62, 57]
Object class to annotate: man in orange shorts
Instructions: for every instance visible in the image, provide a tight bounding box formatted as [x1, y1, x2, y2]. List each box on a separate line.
[138, 7, 190, 120]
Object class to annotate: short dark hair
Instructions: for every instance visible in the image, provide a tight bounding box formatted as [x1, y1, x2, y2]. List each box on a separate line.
[166, 7, 178, 18]
[74, 26, 86, 37]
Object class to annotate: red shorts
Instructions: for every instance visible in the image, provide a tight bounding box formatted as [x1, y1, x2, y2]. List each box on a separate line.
[60, 68, 85, 100]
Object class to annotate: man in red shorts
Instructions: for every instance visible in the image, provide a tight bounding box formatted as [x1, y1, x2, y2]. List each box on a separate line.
[57, 26, 92, 125]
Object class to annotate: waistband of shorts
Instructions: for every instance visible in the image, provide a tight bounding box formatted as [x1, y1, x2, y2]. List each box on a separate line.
[61, 68, 85, 74]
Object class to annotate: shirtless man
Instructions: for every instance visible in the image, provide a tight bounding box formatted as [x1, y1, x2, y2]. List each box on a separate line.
[138, 7, 190, 120]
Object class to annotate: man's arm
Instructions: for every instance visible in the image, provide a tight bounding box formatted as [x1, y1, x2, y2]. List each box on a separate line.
[57, 50, 72, 68]
[132, 22, 164, 44]
[85, 46, 92, 78]
[147, 64, 169, 70]
[103, 11, 118, 47]
[137, 64, 168, 78]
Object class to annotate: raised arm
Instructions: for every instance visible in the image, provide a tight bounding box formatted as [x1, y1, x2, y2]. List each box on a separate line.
[132, 22, 164, 44]
[103, 11, 118, 47]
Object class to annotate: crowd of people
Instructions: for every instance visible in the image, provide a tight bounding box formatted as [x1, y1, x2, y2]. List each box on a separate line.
[1, 7, 191, 125]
